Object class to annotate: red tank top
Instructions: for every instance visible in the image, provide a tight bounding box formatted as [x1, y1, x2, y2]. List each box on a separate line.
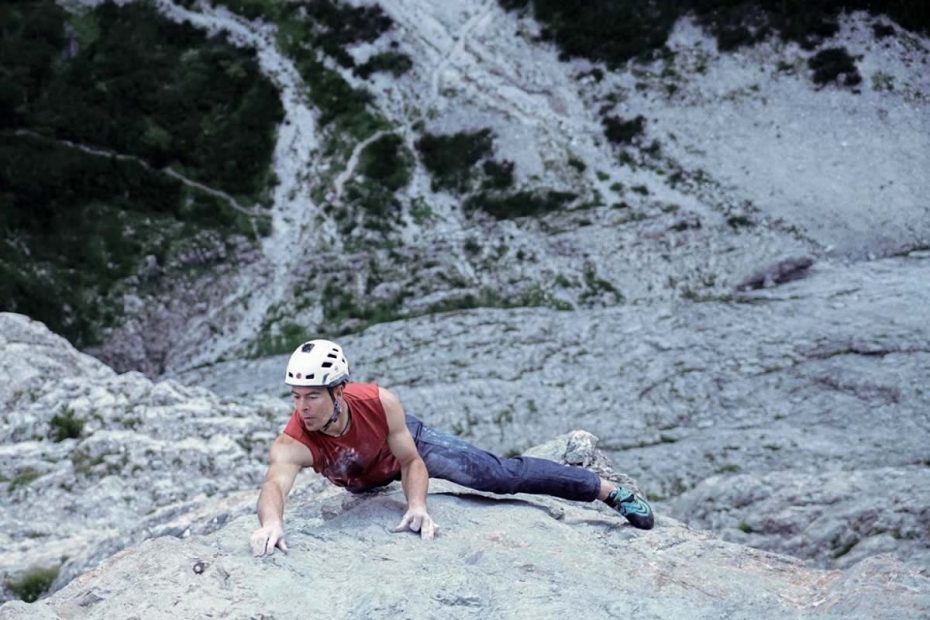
[283, 383, 401, 491]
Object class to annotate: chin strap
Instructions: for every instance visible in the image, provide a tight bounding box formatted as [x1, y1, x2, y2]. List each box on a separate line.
[320, 386, 341, 432]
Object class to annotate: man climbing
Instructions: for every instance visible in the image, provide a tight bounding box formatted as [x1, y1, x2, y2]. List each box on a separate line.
[250, 339, 654, 556]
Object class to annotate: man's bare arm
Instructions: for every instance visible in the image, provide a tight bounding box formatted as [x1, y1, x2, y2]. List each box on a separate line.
[381, 387, 437, 540]
[250, 435, 312, 556]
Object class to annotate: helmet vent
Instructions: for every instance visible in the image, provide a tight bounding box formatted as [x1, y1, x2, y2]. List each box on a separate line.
[301, 343, 316, 353]
[327, 353, 338, 359]
[321, 361, 333, 368]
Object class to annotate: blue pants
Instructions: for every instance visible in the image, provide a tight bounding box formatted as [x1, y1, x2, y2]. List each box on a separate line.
[405, 414, 601, 502]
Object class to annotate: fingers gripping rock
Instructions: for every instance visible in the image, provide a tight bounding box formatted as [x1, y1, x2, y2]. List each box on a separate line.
[251, 525, 287, 556]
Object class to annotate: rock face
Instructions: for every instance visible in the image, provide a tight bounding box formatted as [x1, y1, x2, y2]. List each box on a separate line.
[176, 253, 930, 573]
[3, 313, 930, 613]
[0, 313, 294, 601]
[2, 431, 929, 619]
[670, 468, 930, 570]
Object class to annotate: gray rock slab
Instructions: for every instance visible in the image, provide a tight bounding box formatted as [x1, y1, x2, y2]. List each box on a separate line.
[670, 466, 930, 570]
[2, 488, 928, 619]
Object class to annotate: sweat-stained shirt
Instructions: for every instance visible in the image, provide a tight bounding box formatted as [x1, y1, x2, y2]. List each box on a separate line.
[283, 383, 401, 492]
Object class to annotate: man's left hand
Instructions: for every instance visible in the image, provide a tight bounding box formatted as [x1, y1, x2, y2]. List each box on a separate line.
[392, 507, 437, 540]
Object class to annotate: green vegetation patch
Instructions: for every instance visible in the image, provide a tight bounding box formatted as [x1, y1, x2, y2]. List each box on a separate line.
[342, 181, 403, 233]
[249, 321, 310, 358]
[5, 565, 60, 603]
[0, 133, 253, 346]
[464, 189, 577, 220]
[321, 280, 407, 336]
[50, 408, 85, 442]
[8, 468, 41, 492]
[416, 129, 495, 193]
[323, 133, 414, 234]
[603, 115, 646, 145]
[808, 47, 862, 87]
[0, 0, 282, 347]
[499, 1, 930, 64]
[358, 134, 413, 192]
[280, 0, 392, 70]
[522, 1, 678, 67]
[481, 160, 515, 191]
[262, 2, 397, 156]
[5, 0, 282, 199]
[424, 285, 570, 315]
[222, 0, 409, 140]
[415, 127, 575, 220]
[356, 51, 414, 79]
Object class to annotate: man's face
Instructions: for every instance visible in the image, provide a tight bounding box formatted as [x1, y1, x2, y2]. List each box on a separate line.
[291, 386, 334, 432]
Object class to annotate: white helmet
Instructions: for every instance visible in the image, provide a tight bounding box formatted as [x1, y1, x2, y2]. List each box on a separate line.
[285, 340, 350, 387]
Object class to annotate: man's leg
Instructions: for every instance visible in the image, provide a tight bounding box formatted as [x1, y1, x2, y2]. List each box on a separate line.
[404, 414, 654, 529]
[405, 414, 599, 500]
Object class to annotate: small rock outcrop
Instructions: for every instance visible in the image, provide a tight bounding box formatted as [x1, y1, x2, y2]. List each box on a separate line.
[734, 255, 815, 291]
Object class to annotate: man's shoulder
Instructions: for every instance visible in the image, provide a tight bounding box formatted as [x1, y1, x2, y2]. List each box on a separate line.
[345, 382, 380, 399]
[271, 433, 314, 467]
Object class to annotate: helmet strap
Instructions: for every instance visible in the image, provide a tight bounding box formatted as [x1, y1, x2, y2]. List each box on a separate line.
[320, 386, 341, 432]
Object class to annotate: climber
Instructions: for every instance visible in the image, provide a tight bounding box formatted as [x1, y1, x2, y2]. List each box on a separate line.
[250, 339, 654, 556]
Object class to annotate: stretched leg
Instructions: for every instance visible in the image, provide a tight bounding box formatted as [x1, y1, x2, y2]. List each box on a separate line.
[405, 414, 599, 501]
[405, 414, 654, 529]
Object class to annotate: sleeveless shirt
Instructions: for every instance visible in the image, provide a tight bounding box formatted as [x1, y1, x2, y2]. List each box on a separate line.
[283, 383, 401, 491]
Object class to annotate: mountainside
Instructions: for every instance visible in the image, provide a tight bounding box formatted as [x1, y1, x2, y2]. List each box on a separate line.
[5, 0, 927, 375]
[2, 0, 929, 610]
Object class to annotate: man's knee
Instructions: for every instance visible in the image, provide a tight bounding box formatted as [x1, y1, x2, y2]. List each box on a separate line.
[476, 456, 527, 495]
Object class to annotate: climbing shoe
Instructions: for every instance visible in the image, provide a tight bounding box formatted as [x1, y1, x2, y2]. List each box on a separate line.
[606, 486, 655, 530]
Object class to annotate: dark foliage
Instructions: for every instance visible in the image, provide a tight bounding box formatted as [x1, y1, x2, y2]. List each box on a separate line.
[498, 0, 530, 11]
[481, 159, 515, 190]
[0, 1, 278, 346]
[344, 182, 402, 231]
[350, 133, 412, 230]
[497, 1, 930, 65]
[0, 133, 248, 345]
[689, 1, 840, 50]
[356, 52, 414, 78]
[14, 0, 283, 199]
[50, 409, 85, 441]
[299, 57, 377, 134]
[301, 0, 393, 68]
[416, 129, 495, 193]
[602, 115, 646, 145]
[809, 47, 862, 87]
[272, 9, 386, 140]
[568, 157, 586, 172]
[464, 190, 577, 220]
[532, 0, 677, 67]
[357, 134, 412, 192]
[5, 566, 60, 603]
[221, 0, 400, 79]
[872, 22, 895, 38]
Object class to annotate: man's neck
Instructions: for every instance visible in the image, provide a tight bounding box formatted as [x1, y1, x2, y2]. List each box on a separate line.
[322, 399, 351, 437]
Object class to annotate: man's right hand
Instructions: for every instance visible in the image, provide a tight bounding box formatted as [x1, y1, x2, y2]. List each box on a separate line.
[250, 522, 288, 556]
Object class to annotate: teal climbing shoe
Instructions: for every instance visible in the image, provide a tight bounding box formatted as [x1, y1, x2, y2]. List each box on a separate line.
[606, 486, 655, 530]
